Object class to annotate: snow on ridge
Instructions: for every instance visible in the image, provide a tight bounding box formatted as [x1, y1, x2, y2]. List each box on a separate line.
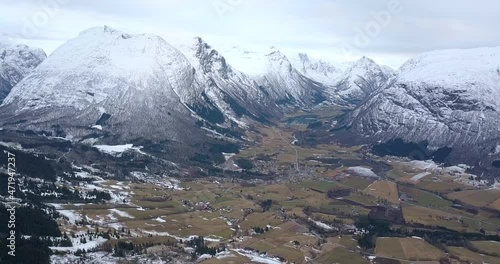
[398, 45, 500, 107]
[218, 46, 271, 76]
[93, 144, 134, 154]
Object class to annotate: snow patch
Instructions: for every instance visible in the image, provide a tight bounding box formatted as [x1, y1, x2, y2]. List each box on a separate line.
[109, 209, 134, 219]
[410, 172, 431, 182]
[93, 144, 134, 154]
[347, 166, 379, 178]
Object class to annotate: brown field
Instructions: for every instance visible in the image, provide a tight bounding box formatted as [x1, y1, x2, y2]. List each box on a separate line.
[401, 204, 470, 232]
[339, 176, 376, 190]
[470, 240, 500, 256]
[316, 246, 369, 264]
[489, 197, 500, 211]
[327, 235, 359, 250]
[119, 210, 233, 239]
[375, 237, 445, 261]
[364, 180, 400, 204]
[447, 246, 500, 263]
[447, 189, 500, 209]
[344, 193, 380, 206]
[199, 253, 254, 264]
[416, 180, 473, 194]
[239, 212, 282, 230]
[241, 221, 320, 263]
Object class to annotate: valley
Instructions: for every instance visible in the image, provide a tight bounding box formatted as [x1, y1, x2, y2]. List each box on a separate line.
[3, 105, 499, 263]
[0, 24, 499, 264]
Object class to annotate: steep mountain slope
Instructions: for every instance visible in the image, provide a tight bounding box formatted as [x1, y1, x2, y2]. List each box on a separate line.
[0, 27, 270, 145]
[168, 37, 280, 125]
[0, 40, 46, 103]
[334, 57, 395, 104]
[338, 46, 500, 176]
[286, 53, 395, 105]
[220, 46, 328, 108]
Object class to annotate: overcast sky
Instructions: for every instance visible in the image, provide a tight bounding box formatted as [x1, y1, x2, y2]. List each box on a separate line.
[1, 0, 499, 68]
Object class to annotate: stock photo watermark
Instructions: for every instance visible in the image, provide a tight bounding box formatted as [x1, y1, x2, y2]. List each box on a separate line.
[213, 0, 244, 20]
[6, 151, 17, 257]
[21, 0, 71, 38]
[340, 0, 404, 60]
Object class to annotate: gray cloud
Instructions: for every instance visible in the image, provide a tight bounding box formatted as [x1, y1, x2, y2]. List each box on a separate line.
[0, 0, 498, 68]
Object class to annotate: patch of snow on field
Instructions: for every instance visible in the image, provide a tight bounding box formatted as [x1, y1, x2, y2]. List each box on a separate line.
[74, 170, 103, 180]
[222, 152, 236, 161]
[47, 203, 63, 209]
[347, 166, 379, 178]
[309, 218, 334, 230]
[141, 230, 221, 243]
[233, 249, 282, 264]
[0, 141, 23, 149]
[51, 237, 107, 252]
[216, 250, 235, 259]
[154, 217, 166, 223]
[198, 254, 213, 261]
[410, 172, 431, 182]
[407, 160, 440, 170]
[93, 144, 134, 154]
[109, 209, 134, 218]
[58, 210, 81, 224]
[490, 181, 500, 189]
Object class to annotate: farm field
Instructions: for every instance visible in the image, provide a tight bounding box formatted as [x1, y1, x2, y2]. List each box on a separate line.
[375, 237, 445, 261]
[398, 185, 454, 208]
[364, 180, 400, 204]
[447, 246, 500, 263]
[401, 204, 467, 232]
[470, 240, 500, 256]
[43, 115, 500, 264]
[447, 189, 500, 210]
[339, 176, 376, 190]
[316, 246, 370, 264]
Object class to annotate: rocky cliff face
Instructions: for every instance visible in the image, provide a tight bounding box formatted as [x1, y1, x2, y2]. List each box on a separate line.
[0, 40, 46, 103]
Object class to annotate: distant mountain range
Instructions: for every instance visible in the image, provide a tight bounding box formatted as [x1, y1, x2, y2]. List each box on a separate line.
[336, 46, 500, 178]
[0, 26, 393, 143]
[1, 26, 499, 176]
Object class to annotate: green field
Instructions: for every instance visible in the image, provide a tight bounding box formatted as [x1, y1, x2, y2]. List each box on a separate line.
[399, 185, 453, 207]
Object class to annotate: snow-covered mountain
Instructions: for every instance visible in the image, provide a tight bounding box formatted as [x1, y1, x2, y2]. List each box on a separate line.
[339, 46, 500, 174]
[0, 40, 46, 103]
[287, 53, 349, 87]
[285, 53, 395, 104]
[167, 37, 280, 124]
[333, 57, 395, 104]
[0, 27, 276, 143]
[220, 46, 328, 108]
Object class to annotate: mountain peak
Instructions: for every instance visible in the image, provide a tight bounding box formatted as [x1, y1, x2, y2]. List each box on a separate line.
[78, 26, 137, 40]
[353, 56, 377, 67]
[0, 41, 47, 103]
